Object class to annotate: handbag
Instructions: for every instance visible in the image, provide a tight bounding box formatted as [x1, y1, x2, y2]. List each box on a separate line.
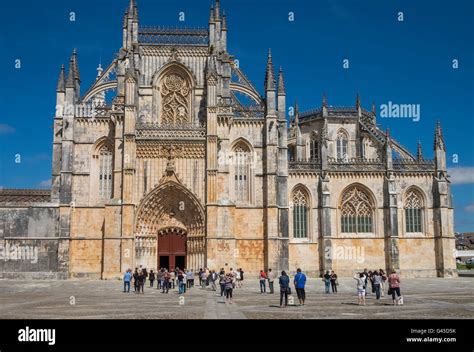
[388, 287, 393, 295]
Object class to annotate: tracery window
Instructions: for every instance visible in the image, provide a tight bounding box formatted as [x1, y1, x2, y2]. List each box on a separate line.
[340, 186, 373, 233]
[98, 146, 113, 200]
[404, 189, 423, 233]
[161, 72, 190, 125]
[292, 188, 309, 238]
[336, 130, 348, 160]
[234, 146, 250, 203]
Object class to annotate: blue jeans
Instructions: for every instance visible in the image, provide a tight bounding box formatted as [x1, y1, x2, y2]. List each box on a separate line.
[324, 280, 330, 294]
[179, 282, 185, 294]
[260, 280, 266, 293]
[124, 281, 130, 292]
[374, 284, 381, 299]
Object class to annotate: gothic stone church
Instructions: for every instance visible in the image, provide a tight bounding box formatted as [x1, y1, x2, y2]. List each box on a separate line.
[0, 0, 456, 279]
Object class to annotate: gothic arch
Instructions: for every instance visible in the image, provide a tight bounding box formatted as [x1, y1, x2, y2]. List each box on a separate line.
[230, 137, 253, 152]
[151, 62, 196, 125]
[230, 138, 254, 205]
[338, 183, 376, 234]
[290, 184, 312, 239]
[91, 136, 114, 155]
[89, 136, 114, 204]
[403, 186, 426, 234]
[134, 179, 206, 271]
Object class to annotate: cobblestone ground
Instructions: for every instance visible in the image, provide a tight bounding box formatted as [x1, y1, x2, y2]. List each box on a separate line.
[0, 277, 473, 319]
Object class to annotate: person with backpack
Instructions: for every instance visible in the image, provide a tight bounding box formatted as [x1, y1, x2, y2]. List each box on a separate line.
[137, 271, 145, 294]
[149, 270, 155, 288]
[354, 272, 366, 306]
[388, 270, 402, 305]
[123, 269, 132, 293]
[279, 271, 290, 308]
[259, 270, 267, 293]
[218, 269, 226, 297]
[294, 268, 307, 305]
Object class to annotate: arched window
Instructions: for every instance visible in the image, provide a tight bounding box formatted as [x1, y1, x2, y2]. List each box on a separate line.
[234, 145, 250, 203]
[310, 132, 319, 160]
[292, 188, 309, 238]
[336, 130, 348, 160]
[404, 189, 423, 233]
[340, 186, 373, 233]
[98, 146, 113, 200]
[160, 71, 191, 125]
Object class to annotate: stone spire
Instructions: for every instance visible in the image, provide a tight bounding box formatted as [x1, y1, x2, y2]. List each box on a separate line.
[214, 0, 221, 20]
[356, 92, 361, 109]
[277, 66, 285, 96]
[71, 48, 80, 84]
[222, 11, 227, 30]
[322, 92, 328, 107]
[129, 0, 138, 20]
[209, 5, 215, 22]
[264, 49, 276, 91]
[417, 140, 423, 161]
[65, 52, 76, 88]
[372, 101, 376, 115]
[434, 121, 445, 151]
[294, 99, 299, 125]
[56, 64, 65, 92]
[320, 114, 328, 148]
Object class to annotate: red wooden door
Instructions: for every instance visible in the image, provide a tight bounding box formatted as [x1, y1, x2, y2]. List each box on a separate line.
[158, 232, 186, 270]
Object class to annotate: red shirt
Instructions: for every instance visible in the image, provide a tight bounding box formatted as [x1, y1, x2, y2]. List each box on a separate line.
[388, 274, 400, 288]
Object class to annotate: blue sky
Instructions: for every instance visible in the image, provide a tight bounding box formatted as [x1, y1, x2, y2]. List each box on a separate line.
[0, 0, 473, 231]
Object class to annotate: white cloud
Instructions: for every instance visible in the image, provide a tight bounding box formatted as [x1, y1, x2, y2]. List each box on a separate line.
[448, 167, 474, 185]
[38, 179, 51, 188]
[464, 204, 474, 213]
[0, 124, 15, 134]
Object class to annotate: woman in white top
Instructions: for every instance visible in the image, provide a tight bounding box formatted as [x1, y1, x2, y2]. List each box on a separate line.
[354, 272, 366, 306]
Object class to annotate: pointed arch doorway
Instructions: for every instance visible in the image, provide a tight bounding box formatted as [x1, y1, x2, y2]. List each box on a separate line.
[135, 173, 206, 271]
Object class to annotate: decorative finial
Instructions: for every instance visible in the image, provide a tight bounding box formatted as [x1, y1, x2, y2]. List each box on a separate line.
[278, 66, 285, 95]
[417, 140, 423, 160]
[264, 49, 275, 91]
[322, 92, 327, 107]
[372, 101, 376, 114]
[56, 64, 66, 92]
[356, 92, 361, 109]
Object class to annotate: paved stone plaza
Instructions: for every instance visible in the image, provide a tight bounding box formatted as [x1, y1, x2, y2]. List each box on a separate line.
[0, 277, 473, 319]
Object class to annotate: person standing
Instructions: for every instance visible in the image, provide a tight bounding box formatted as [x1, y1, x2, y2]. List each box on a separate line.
[267, 269, 275, 294]
[200, 270, 207, 289]
[157, 268, 163, 290]
[259, 270, 267, 293]
[239, 268, 244, 287]
[142, 268, 148, 287]
[123, 269, 132, 293]
[149, 270, 155, 288]
[323, 270, 331, 294]
[235, 268, 242, 288]
[178, 270, 186, 294]
[363, 268, 369, 296]
[133, 268, 139, 293]
[379, 269, 387, 297]
[224, 273, 234, 304]
[354, 272, 366, 306]
[186, 269, 194, 289]
[279, 271, 290, 308]
[162, 270, 170, 293]
[294, 268, 307, 305]
[388, 270, 402, 305]
[330, 271, 338, 294]
[372, 270, 382, 300]
[219, 269, 226, 297]
[138, 271, 145, 294]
